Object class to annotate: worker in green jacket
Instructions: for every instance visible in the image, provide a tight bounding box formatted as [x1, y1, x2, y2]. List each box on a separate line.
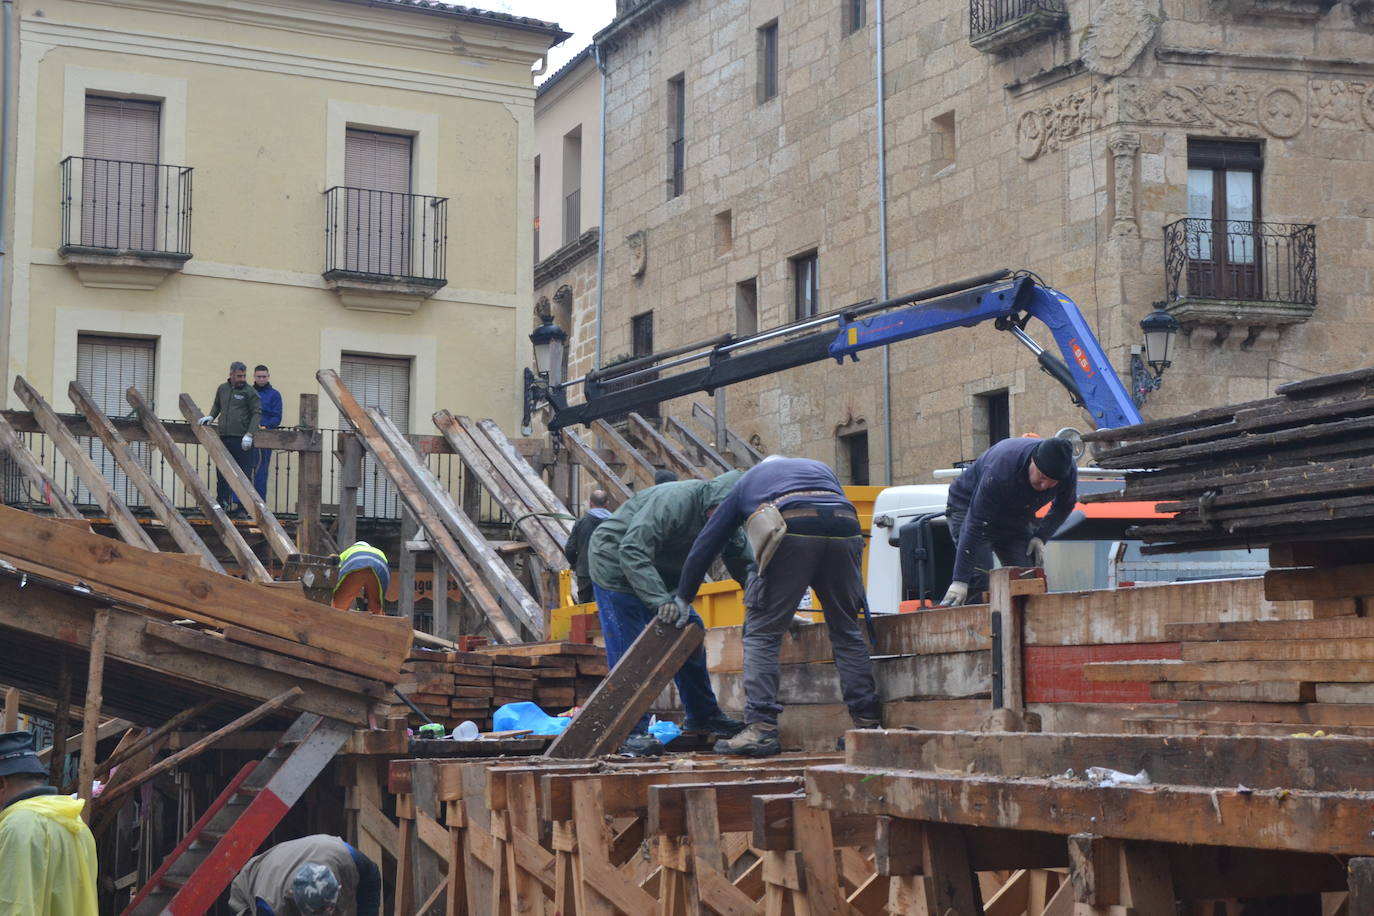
[588, 471, 751, 756]
[197, 361, 262, 517]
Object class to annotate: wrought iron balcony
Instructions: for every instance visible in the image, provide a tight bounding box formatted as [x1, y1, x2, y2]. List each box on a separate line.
[563, 188, 581, 245]
[669, 137, 685, 199]
[323, 186, 447, 285]
[970, 0, 1067, 51]
[59, 156, 193, 259]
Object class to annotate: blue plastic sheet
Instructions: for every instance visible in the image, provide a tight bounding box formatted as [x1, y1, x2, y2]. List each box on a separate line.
[492, 701, 571, 736]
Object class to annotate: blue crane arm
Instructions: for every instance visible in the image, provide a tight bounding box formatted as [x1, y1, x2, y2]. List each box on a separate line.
[828, 276, 1142, 429]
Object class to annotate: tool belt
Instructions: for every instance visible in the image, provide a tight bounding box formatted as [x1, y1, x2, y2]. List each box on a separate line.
[745, 490, 853, 573]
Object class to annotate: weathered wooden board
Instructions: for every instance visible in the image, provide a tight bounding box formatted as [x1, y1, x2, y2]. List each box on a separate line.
[1085, 658, 1374, 683]
[705, 650, 990, 709]
[1167, 617, 1374, 643]
[1181, 637, 1374, 662]
[0, 410, 81, 517]
[1148, 680, 1314, 703]
[1024, 643, 1179, 704]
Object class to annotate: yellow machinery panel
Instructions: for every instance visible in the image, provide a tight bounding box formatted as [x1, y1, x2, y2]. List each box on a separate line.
[548, 485, 882, 638]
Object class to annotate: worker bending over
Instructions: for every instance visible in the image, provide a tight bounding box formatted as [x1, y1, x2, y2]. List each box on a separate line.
[229, 834, 380, 916]
[939, 436, 1077, 607]
[674, 457, 880, 757]
[331, 541, 390, 614]
[588, 471, 750, 756]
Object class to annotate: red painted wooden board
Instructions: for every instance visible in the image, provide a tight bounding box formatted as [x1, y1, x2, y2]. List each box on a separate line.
[1025, 642, 1180, 704]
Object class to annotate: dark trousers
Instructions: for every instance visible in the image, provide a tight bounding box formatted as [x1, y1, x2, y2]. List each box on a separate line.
[217, 436, 255, 507]
[252, 447, 272, 499]
[945, 507, 1033, 598]
[742, 510, 880, 726]
[593, 583, 722, 734]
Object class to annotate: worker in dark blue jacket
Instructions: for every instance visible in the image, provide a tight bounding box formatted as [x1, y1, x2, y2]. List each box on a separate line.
[939, 436, 1077, 607]
[673, 457, 880, 757]
[252, 365, 283, 500]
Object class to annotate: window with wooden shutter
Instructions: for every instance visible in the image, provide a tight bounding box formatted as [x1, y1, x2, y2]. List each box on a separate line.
[341, 353, 411, 518]
[343, 129, 414, 276]
[82, 96, 161, 249]
[76, 334, 157, 507]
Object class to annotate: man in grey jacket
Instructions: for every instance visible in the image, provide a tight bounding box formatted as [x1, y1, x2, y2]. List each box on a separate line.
[229, 834, 380, 916]
[197, 361, 261, 516]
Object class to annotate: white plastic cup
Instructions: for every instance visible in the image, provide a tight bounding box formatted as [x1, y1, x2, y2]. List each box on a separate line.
[452, 720, 480, 741]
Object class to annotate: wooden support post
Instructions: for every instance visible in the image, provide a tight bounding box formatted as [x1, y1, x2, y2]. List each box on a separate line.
[3, 686, 18, 731]
[0, 410, 82, 517]
[14, 375, 157, 550]
[125, 387, 271, 583]
[297, 393, 323, 555]
[400, 509, 418, 625]
[545, 620, 705, 758]
[1349, 859, 1374, 916]
[921, 821, 982, 916]
[875, 815, 923, 876]
[49, 654, 73, 787]
[1069, 834, 1122, 906]
[794, 796, 856, 916]
[433, 562, 449, 640]
[989, 567, 1045, 722]
[713, 390, 730, 465]
[76, 607, 110, 822]
[179, 392, 297, 562]
[338, 432, 362, 548]
[69, 381, 224, 571]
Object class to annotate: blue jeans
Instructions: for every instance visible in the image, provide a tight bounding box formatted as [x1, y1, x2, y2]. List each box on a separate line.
[593, 584, 722, 734]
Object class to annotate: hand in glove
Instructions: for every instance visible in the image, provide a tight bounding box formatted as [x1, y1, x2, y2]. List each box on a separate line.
[241, 433, 254, 450]
[657, 597, 694, 628]
[197, 415, 215, 426]
[938, 581, 969, 607]
[1028, 537, 1046, 567]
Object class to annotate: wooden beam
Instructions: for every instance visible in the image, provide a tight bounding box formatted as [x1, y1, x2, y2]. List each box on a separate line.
[94, 698, 217, 779]
[591, 418, 657, 489]
[178, 392, 297, 562]
[125, 386, 270, 583]
[336, 432, 362, 547]
[627, 412, 707, 480]
[558, 426, 632, 507]
[316, 369, 523, 644]
[76, 608, 110, 821]
[68, 381, 223, 572]
[474, 418, 574, 533]
[296, 393, 323, 555]
[0, 410, 81, 517]
[95, 686, 303, 809]
[1267, 564, 1374, 602]
[664, 414, 733, 473]
[545, 620, 705, 759]
[49, 654, 73, 786]
[691, 402, 762, 465]
[3, 686, 18, 731]
[13, 375, 155, 550]
[0, 409, 318, 451]
[369, 409, 542, 638]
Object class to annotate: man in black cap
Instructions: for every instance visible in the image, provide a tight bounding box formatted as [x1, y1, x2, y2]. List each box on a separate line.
[0, 730, 99, 915]
[939, 436, 1078, 606]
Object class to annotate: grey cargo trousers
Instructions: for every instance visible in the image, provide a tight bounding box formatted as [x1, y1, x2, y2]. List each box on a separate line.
[741, 504, 880, 726]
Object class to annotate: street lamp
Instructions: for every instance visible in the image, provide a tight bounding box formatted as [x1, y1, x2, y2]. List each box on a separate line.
[522, 313, 568, 434]
[1130, 301, 1181, 407]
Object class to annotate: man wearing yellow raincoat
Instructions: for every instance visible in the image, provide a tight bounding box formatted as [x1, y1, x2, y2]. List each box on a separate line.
[0, 729, 98, 915]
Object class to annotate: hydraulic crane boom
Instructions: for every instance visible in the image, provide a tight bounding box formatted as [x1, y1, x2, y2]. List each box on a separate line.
[543, 270, 1143, 431]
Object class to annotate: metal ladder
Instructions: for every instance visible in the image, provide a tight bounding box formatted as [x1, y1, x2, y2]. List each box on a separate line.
[122, 712, 352, 916]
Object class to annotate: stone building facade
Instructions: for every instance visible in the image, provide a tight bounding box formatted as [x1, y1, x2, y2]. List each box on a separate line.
[568, 0, 1374, 485]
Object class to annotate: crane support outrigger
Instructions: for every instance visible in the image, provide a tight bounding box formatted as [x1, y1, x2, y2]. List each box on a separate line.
[538, 269, 1143, 433]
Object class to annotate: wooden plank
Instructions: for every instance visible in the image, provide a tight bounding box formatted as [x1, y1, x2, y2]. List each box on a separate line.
[369, 409, 543, 637]
[0, 504, 409, 680]
[559, 426, 633, 507]
[296, 394, 323, 555]
[544, 620, 705, 758]
[125, 387, 271, 583]
[921, 820, 981, 916]
[649, 778, 804, 836]
[1149, 680, 1314, 702]
[1024, 644, 1179, 705]
[76, 608, 110, 822]
[316, 369, 523, 644]
[472, 417, 574, 531]
[591, 418, 657, 488]
[1268, 565, 1374, 602]
[692, 402, 763, 465]
[69, 381, 223, 572]
[794, 796, 857, 916]
[1085, 658, 1374, 684]
[1182, 638, 1374, 662]
[222, 625, 399, 685]
[13, 375, 155, 550]
[541, 763, 824, 821]
[1314, 684, 1374, 704]
[990, 568, 1031, 713]
[431, 410, 567, 567]
[664, 414, 733, 473]
[0, 409, 81, 517]
[178, 392, 297, 562]
[627, 412, 708, 480]
[1167, 618, 1374, 643]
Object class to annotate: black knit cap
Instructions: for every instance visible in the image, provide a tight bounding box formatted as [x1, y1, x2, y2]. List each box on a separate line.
[1031, 437, 1074, 482]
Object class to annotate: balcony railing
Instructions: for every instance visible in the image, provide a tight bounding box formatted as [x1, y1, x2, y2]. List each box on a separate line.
[563, 189, 581, 246]
[323, 186, 448, 285]
[1164, 218, 1316, 306]
[59, 156, 193, 256]
[970, 0, 1067, 50]
[669, 137, 685, 199]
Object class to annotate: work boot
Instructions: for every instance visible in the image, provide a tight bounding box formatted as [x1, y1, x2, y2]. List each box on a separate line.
[618, 733, 665, 758]
[837, 717, 881, 752]
[713, 722, 781, 757]
[683, 711, 746, 737]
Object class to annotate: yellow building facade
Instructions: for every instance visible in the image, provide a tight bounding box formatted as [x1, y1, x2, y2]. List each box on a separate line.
[2, 0, 567, 441]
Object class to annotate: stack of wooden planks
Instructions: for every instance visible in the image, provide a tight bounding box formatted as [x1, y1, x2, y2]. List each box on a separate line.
[1085, 366, 1374, 552]
[387, 642, 608, 731]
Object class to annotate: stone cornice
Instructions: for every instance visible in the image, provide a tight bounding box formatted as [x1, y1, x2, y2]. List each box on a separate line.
[1004, 58, 1087, 97]
[1156, 45, 1374, 77]
[535, 229, 599, 288]
[593, 0, 688, 54]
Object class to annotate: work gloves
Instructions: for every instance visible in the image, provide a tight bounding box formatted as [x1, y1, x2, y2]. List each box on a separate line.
[657, 597, 693, 629]
[197, 415, 214, 426]
[241, 433, 254, 450]
[1028, 537, 1046, 568]
[938, 581, 968, 607]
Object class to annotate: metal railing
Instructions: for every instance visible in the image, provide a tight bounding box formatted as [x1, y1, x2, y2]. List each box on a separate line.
[669, 137, 685, 199]
[1164, 218, 1317, 305]
[970, 0, 1066, 39]
[59, 156, 193, 256]
[563, 189, 581, 245]
[323, 186, 448, 283]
